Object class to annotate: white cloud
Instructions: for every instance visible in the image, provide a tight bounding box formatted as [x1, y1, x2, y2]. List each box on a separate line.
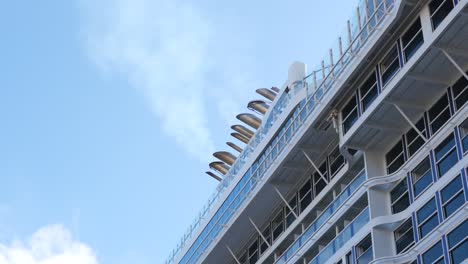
[0, 225, 98, 264]
[78, 0, 258, 162]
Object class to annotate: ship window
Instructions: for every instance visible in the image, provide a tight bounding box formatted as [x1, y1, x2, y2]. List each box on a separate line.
[259, 225, 271, 254]
[401, 17, 424, 62]
[428, 93, 451, 135]
[380, 45, 400, 86]
[422, 240, 444, 264]
[342, 94, 359, 134]
[355, 234, 373, 264]
[386, 140, 405, 174]
[299, 180, 312, 213]
[411, 156, 433, 197]
[313, 161, 328, 196]
[460, 118, 468, 154]
[271, 209, 285, 241]
[434, 133, 458, 178]
[405, 117, 426, 157]
[452, 73, 468, 110]
[429, 0, 454, 30]
[447, 220, 468, 264]
[329, 146, 345, 178]
[359, 71, 379, 112]
[345, 251, 352, 264]
[417, 197, 439, 238]
[248, 240, 258, 263]
[286, 195, 298, 227]
[440, 175, 464, 218]
[391, 179, 410, 214]
[394, 218, 415, 253]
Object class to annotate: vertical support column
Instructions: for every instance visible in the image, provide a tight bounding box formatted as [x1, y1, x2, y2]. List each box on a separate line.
[419, 4, 433, 43]
[372, 228, 395, 260]
[364, 149, 389, 218]
[363, 149, 395, 259]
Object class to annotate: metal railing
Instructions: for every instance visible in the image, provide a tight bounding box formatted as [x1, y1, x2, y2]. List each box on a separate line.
[276, 170, 366, 264]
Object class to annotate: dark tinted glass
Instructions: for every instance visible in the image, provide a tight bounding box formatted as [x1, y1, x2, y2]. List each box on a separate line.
[422, 241, 443, 264]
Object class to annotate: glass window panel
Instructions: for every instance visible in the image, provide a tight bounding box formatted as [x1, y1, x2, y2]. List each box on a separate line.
[429, 0, 455, 29]
[386, 140, 405, 174]
[452, 74, 468, 110]
[392, 193, 410, 214]
[359, 72, 378, 112]
[356, 235, 373, 264]
[406, 117, 426, 157]
[394, 219, 414, 253]
[417, 198, 437, 222]
[391, 179, 408, 202]
[435, 133, 456, 161]
[441, 176, 463, 202]
[342, 94, 359, 133]
[450, 241, 468, 264]
[447, 220, 468, 248]
[429, 94, 451, 135]
[402, 17, 424, 61]
[437, 149, 458, 177]
[380, 45, 400, 86]
[412, 156, 433, 197]
[460, 119, 468, 154]
[422, 241, 444, 264]
[443, 193, 464, 218]
[420, 215, 439, 238]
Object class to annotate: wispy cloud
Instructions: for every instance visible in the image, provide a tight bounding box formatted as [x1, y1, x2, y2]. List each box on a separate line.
[0, 225, 98, 264]
[78, 0, 257, 162]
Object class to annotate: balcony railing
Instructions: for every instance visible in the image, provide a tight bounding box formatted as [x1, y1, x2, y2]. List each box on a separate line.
[276, 170, 366, 264]
[309, 207, 370, 264]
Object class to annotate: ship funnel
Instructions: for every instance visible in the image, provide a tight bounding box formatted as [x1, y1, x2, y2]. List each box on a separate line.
[206, 171, 222, 182]
[236, 113, 261, 129]
[231, 132, 250, 144]
[231, 124, 254, 139]
[256, 88, 277, 101]
[227, 142, 243, 153]
[209, 161, 230, 175]
[247, 100, 269, 115]
[213, 151, 236, 166]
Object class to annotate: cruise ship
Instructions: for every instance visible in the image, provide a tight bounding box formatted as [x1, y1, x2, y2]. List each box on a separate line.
[167, 0, 468, 263]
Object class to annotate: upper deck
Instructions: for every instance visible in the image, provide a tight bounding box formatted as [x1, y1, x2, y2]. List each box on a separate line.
[166, 0, 468, 263]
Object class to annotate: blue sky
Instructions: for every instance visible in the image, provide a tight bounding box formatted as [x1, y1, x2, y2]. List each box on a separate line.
[0, 0, 357, 263]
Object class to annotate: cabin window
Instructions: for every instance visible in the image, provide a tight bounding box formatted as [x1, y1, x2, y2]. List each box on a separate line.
[391, 179, 410, 214]
[429, 0, 455, 29]
[299, 180, 312, 213]
[342, 94, 359, 134]
[380, 45, 401, 86]
[355, 235, 373, 264]
[401, 17, 424, 62]
[434, 133, 458, 178]
[447, 220, 468, 264]
[386, 140, 405, 174]
[422, 240, 444, 264]
[411, 156, 433, 197]
[394, 218, 415, 253]
[417, 197, 439, 238]
[405, 117, 426, 157]
[452, 74, 468, 110]
[440, 175, 464, 218]
[428, 93, 451, 135]
[359, 72, 379, 112]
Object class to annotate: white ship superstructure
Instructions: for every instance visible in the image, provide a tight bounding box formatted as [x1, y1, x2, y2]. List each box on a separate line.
[167, 0, 468, 263]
